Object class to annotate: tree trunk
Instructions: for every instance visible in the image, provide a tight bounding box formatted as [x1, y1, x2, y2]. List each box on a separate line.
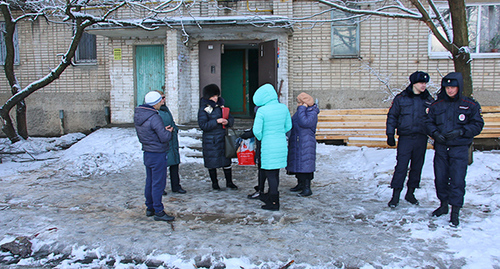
[448, 0, 473, 98]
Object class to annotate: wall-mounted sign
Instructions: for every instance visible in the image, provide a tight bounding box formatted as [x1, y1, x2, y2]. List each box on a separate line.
[114, 48, 122, 60]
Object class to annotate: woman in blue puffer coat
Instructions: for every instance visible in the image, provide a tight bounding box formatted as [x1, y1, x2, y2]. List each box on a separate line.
[252, 84, 292, 211]
[286, 92, 320, 197]
[198, 84, 237, 190]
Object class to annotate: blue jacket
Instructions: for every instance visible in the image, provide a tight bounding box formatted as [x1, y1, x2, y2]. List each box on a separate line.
[287, 104, 320, 173]
[386, 86, 434, 136]
[198, 97, 234, 168]
[252, 84, 292, 170]
[427, 72, 484, 146]
[158, 105, 180, 166]
[134, 104, 172, 153]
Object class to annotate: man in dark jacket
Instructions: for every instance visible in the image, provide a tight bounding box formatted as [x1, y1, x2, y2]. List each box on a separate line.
[427, 72, 484, 227]
[134, 91, 175, 222]
[386, 71, 434, 208]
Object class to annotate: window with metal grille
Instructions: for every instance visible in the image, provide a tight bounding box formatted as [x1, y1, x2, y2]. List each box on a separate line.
[75, 32, 97, 64]
[331, 8, 360, 58]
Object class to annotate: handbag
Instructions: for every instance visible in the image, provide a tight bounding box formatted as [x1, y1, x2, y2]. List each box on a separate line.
[224, 128, 238, 159]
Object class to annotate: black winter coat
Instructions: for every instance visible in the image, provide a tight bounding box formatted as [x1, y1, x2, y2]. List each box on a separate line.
[198, 97, 235, 169]
[427, 72, 484, 146]
[134, 104, 172, 153]
[386, 86, 434, 136]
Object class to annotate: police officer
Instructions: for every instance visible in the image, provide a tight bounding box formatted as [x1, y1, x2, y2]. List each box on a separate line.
[386, 71, 434, 208]
[427, 72, 484, 227]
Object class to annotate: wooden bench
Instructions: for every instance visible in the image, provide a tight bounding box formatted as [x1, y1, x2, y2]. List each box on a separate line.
[316, 106, 500, 148]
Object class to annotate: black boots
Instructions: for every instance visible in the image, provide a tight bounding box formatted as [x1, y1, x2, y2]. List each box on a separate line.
[404, 187, 419, 205]
[298, 179, 312, 197]
[209, 169, 220, 190]
[450, 206, 460, 227]
[261, 192, 280, 211]
[432, 200, 449, 217]
[224, 168, 238, 189]
[154, 211, 175, 221]
[388, 188, 402, 208]
[290, 178, 304, 192]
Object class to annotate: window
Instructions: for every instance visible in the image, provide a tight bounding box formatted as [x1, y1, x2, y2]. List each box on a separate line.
[429, 4, 500, 58]
[0, 22, 20, 65]
[331, 8, 360, 58]
[75, 32, 97, 64]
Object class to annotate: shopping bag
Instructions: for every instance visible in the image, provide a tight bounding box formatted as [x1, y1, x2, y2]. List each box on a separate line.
[237, 137, 256, 166]
[224, 128, 238, 159]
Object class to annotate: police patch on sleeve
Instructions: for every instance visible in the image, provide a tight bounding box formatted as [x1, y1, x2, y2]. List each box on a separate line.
[459, 114, 466, 121]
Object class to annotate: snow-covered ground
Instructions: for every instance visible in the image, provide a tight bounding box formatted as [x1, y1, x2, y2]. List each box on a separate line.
[1, 127, 499, 268]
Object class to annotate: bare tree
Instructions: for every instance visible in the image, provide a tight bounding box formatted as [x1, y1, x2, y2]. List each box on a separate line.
[0, 0, 182, 142]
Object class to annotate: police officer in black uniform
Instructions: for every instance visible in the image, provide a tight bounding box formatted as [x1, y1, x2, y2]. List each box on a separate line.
[386, 71, 434, 208]
[427, 72, 484, 227]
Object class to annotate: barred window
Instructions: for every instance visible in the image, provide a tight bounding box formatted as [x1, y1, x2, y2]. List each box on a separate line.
[0, 22, 20, 65]
[75, 32, 97, 64]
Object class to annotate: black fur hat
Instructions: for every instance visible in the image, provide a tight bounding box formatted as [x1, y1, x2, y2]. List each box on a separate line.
[409, 71, 430, 84]
[202, 84, 221, 100]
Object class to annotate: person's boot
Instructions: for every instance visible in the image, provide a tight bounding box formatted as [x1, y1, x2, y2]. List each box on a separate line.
[404, 187, 419, 205]
[224, 168, 238, 189]
[248, 186, 261, 199]
[209, 169, 220, 190]
[298, 179, 312, 197]
[154, 211, 175, 221]
[261, 192, 280, 211]
[290, 177, 304, 192]
[388, 188, 402, 208]
[450, 206, 460, 227]
[432, 200, 449, 217]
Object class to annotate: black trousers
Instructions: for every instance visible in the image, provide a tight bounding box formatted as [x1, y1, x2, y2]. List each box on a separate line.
[434, 143, 469, 207]
[263, 169, 280, 195]
[390, 134, 428, 189]
[169, 164, 181, 191]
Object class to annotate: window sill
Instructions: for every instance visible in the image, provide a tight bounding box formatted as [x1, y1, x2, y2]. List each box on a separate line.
[429, 52, 500, 60]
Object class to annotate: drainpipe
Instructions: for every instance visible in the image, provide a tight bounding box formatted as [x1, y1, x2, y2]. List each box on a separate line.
[59, 110, 65, 135]
[105, 106, 111, 125]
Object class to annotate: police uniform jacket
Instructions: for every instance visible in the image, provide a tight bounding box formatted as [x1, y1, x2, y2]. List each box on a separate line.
[427, 72, 484, 146]
[386, 86, 434, 137]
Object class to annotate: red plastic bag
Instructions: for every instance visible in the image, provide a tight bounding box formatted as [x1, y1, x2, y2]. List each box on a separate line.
[237, 138, 256, 166]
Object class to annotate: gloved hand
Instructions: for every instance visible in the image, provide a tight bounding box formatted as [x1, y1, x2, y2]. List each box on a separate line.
[387, 135, 396, 146]
[445, 129, 464, 140]
[433, 132, 447, 144]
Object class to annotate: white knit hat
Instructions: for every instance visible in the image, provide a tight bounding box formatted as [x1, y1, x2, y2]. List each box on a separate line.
[144, 91, 162, 106]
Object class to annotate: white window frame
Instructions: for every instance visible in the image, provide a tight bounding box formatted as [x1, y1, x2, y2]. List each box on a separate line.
[428, 3, 500, 59]
[0, 22, 20, 65]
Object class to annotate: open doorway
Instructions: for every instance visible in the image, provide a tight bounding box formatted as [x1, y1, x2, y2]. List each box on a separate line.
[199, 40, 277, 118]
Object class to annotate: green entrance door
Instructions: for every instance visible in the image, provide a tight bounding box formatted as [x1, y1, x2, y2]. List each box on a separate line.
[221, 49, 247, 116]
[135, 45, 165, 106]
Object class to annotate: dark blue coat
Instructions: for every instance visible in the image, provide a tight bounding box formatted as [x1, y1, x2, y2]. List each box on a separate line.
[386, 86, 434, 136]
[134, 104, 172, 153]
[427, 72, 484, 146]
[286, 104, 320, 173]
[198, 97, 234, 169]
[158, 105, 180, 166]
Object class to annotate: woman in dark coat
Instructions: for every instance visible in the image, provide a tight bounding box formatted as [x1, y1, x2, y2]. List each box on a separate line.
[157, 91, 186, 194]
[287, 92, 320, 197]
[198, 84, 237, 190]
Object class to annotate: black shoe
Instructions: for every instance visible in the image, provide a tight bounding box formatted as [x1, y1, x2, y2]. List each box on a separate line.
[162, 190, 168, 196]
[449, 206, 460, 227]
[146, 209, 155, 217]
[404, 192, 419, 205]
[290, 184, 303, 192]
[388, 188, 402, 208]
[247, 191, 261, 199]
[173, 188, 187, 194]
[298, 188, 312, 197]
[432, 201, 449, 217]
[226, 182, 238, 190]
[154, 211, 175, 221]
[212, 182, 220, 190]
[261, 193, 279, 211]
